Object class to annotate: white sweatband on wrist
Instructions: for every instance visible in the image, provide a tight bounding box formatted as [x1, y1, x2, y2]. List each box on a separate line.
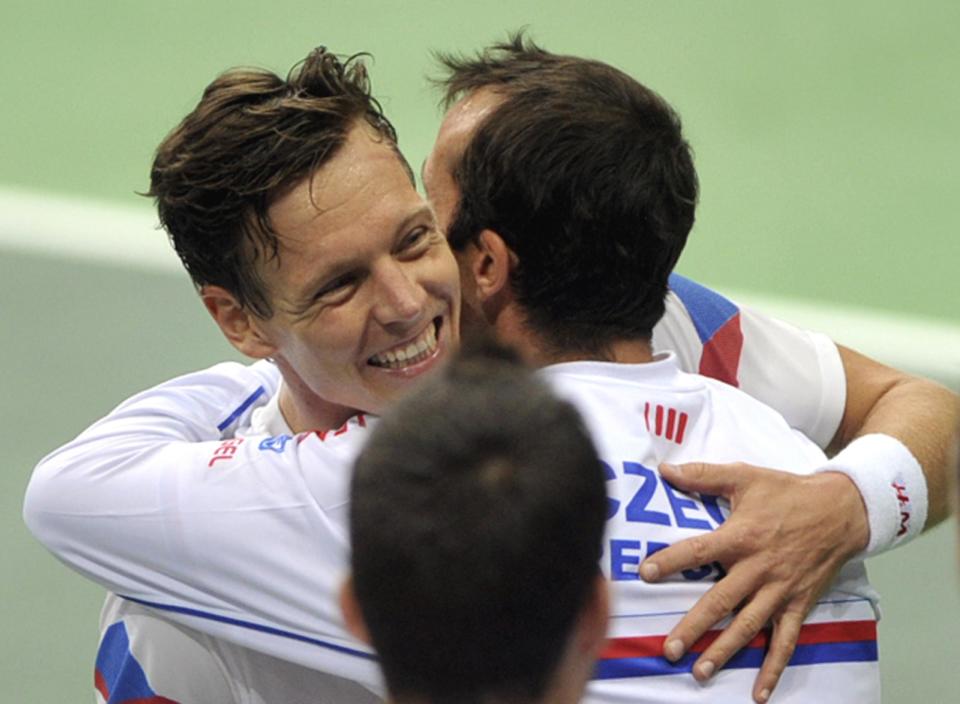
[816, 433, 928, 557]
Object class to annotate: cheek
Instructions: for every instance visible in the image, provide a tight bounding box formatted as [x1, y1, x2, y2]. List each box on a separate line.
[286, 319, 359, 377]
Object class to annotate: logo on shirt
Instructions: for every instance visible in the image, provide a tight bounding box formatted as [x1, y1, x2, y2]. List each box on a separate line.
[296, 414, 368, 445]
[208, 438, 244, 468]
[643, 403, 689, 444]
[259, 434, 293, 453]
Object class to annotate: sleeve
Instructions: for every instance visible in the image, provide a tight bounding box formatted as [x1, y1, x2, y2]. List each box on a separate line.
[653, 273, 846, 448]
[22, 361, 384, 692]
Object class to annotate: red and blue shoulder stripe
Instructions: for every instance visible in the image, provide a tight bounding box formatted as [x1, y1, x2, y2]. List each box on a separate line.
[668, 274, 743, 387]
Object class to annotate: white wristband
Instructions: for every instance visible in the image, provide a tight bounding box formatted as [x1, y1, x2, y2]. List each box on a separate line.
[816, 433, 928, 557]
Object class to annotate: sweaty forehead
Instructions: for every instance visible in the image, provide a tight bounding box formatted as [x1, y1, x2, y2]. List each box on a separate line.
[434, 88, 507, 170]
[262, 128, 426, 282]
[276, 137, 413, 230]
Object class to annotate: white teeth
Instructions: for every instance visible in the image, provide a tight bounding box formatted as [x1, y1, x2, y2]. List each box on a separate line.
[369, 321, 440, 369]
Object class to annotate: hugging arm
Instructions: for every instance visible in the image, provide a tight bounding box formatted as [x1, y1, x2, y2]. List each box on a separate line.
[23, 361, 383, 690]
[651, 282, 958, 702]
[644, 342, 958, 703]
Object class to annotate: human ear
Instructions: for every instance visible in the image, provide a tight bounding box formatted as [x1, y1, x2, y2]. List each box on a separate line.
[200, 285, 276, 359]
[473, 229, 516, 304]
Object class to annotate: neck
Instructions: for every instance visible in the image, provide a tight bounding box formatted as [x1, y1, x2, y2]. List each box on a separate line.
[493, 304, 653, 367]
[275, 363, 357, 433]
[535, 338, 654, 366]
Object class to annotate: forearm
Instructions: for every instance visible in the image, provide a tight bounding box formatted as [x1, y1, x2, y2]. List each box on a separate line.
[23, 360, 380, 678]
[831, 345, 959, 529]
[24, 360, 281, 594]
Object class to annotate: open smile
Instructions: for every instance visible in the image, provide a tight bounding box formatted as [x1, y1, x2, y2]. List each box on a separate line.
[367, 318, 442, 370]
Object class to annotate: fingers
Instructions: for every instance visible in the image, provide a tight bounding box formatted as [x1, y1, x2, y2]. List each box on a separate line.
[639, 530, 727, 582]
[687, 587, 783, 683]
[660, 567, 761, 663]
[658, 461, 745, 496]
[751, 611, 804, 703]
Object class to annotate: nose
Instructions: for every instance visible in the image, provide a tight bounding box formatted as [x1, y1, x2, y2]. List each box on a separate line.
[372, 261, 427, 328]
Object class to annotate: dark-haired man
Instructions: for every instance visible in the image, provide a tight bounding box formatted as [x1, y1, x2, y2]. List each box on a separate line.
[25, 38, 957, 703]
[412, 42, 878, 701]
[424, 34, 958, 699]
[341, 344, 610, 704]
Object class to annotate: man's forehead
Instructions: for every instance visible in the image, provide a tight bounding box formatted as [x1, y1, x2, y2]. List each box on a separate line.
[445, 87, 506, 127]
[267, 139, 423, 251]
[434, 88, 507, 165]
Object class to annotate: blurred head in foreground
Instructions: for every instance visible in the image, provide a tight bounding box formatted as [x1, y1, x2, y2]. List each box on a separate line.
[342, 340, 609, 704]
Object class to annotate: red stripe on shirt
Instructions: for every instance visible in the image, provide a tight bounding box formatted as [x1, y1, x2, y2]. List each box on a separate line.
[699, 313, 743, 388]
[600, 620, 876, 661]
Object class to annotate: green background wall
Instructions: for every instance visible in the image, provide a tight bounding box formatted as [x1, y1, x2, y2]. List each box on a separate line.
[3, 2, 957, 701]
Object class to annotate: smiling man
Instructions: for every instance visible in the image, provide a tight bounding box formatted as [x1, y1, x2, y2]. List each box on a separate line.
[200, 123, 456, 431]
[156, 55, 459, 435]
[74, 47, 458, 704]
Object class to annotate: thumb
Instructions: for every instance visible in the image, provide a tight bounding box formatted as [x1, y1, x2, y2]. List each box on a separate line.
[659, 461, 743, 497]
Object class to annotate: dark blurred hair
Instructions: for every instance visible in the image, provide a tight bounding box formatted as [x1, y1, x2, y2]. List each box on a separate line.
[349, 337, 607, 703]
[436, 33, 698, 356]
[147, 47, 398, 318]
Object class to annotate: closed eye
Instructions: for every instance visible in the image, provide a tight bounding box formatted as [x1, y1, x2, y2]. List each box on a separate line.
[397, 225, 436, 257]
[313, 272, 360, 302]
[401, 226, 428, 249]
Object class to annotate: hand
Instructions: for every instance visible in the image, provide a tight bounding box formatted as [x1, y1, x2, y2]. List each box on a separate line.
[639, 462, 869, 703]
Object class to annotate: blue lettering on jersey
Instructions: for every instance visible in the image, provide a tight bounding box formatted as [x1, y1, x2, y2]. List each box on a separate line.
[623, 462, 672, 525]
[607, 540, 724, 582]
[701, 493, 727, 526]
[608, 538, 721, 582]
[610, 540, 641, 580]
[606, 460, 726, 528]
[603, 459, 729, 582]
[259, 434, 292, 453]
[662, 480, 712, 530]
[602, 461, 620, 520]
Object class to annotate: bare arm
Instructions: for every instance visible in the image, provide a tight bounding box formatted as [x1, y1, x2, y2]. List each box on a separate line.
[829, 344, 957, 528]
[640, 345, 959, 703]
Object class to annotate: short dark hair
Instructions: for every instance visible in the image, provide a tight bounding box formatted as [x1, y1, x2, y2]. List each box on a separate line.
[437, 33, 698, 356]
[148, 47, 398, 318]
[349, 339, 607, 703]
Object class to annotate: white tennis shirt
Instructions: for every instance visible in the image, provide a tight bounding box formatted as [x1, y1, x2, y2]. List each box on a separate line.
[27, 275, 869, 703]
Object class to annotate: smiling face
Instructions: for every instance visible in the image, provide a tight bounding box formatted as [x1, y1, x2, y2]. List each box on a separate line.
[245, 121, 460, 429]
